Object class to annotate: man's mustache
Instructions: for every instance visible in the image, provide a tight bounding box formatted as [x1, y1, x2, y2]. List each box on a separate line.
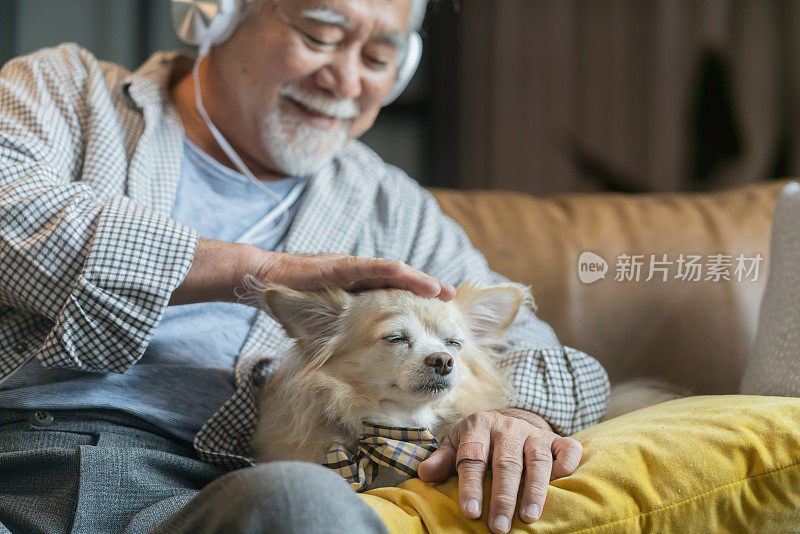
[279, 85, 360, 120]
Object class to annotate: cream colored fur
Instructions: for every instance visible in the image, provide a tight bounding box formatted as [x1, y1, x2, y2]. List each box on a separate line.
[244, 278, 683, 470]
[248, 281, 529, 465]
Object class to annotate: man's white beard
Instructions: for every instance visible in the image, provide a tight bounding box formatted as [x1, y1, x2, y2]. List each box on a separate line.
[259, 85, 359, 177]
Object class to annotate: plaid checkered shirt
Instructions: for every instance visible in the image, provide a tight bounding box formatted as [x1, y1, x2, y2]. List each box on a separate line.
[0, 44, 610, 470]
[323, 424, 438, 492]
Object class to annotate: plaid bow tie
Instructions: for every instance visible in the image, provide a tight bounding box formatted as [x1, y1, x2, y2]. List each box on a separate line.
[322, 424, 438, 492]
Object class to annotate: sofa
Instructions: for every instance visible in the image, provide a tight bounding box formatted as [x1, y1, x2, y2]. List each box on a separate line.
[432, 180, 787, 395]
[357, 180, 800, 533]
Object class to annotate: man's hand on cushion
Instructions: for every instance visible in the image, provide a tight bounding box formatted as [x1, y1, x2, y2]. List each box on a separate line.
[417, 408, 583, 533]
[255, 250, 456, 301]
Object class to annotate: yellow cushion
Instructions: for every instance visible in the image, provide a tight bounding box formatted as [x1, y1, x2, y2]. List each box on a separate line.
[360, 395, 800, 533]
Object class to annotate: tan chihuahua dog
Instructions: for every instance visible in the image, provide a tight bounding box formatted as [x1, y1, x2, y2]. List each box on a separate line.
[247, 281, 531, 473]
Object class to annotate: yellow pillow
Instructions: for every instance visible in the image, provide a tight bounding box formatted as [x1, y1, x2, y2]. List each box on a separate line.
[360, 395, 800, 533]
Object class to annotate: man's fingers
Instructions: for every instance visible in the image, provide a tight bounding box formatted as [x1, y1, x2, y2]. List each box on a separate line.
[455, 432, 492, 520]
[336, 257, 454, 300]
[255, 252, 456, 299]
[348, 274, 452, 300]
[349, 274, 440, 295]
[518, 436, 555, 524]
[363, 258, 453, 300]
[347, 277, 394, 291]
[550, 436, 583, 480]
[418, 435, 457, 483]
[487, 435, 526, 533]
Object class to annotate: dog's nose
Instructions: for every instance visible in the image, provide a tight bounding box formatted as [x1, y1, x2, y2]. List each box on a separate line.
[425, 352, 454, 376]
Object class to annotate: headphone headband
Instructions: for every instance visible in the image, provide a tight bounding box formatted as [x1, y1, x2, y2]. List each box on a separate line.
[170, 0, 421, 105]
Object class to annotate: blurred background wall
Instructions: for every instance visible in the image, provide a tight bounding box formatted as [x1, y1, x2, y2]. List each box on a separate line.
[453, 0, 800, 194]
[1, 0, 798, 194]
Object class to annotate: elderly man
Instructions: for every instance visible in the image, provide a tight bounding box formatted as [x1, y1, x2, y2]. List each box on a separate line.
[0, 0, 609, 532]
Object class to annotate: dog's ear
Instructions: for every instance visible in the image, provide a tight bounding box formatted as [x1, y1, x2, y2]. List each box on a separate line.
[266, 285, 352, 371]
[238, 276, 351, 368]
[262, 286, 350, 341]
[454, 282, 530, 342]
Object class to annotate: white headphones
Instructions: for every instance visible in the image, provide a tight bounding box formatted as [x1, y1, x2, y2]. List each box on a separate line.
[170, 0, 423, 106]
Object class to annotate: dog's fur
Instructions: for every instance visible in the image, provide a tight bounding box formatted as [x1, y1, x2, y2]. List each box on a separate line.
[248, 281, 529, 466]
[244, 279, 684, 478]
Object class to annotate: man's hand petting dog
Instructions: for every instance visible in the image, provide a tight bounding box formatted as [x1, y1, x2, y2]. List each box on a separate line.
[255, 251, 456, 300]
[169, 237, 456, 305]
[417, 409, 583, 534]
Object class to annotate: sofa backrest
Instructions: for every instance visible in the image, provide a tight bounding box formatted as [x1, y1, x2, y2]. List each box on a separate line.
[430, 181, 788, 394]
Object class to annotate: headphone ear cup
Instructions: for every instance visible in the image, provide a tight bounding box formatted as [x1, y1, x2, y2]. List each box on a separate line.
[382, 32, 423, 106]
[172, 0, 244, 47]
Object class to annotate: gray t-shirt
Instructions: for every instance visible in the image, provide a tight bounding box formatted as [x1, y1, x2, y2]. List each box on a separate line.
[0, 138, 305, 443]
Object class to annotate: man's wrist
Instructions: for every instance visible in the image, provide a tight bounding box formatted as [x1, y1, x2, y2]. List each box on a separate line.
[170, 238, 258, 305]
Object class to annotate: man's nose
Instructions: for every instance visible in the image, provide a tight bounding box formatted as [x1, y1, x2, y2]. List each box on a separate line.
[425, 352, 454, 376]
[315, 50, 362, 100]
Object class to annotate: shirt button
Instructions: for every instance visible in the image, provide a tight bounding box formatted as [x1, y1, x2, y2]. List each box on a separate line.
[13, 341, 28, 354]
[29, 410, 54, 427]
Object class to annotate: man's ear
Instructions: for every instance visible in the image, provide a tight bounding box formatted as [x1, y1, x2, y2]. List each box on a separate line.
[454, 282, 530, 343]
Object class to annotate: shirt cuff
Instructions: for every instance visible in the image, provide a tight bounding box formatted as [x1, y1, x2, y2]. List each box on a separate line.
[498, 346, 610, 435]
[36, 195, 199, 373]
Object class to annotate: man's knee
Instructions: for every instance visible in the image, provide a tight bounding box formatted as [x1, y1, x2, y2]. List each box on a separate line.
[230, 460, 352, 506]
[211, 461, 387, 534]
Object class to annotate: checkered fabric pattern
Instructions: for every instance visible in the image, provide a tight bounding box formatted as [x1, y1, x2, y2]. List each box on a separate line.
[0, 44, 610, 470]
[322, 424, 438, 492]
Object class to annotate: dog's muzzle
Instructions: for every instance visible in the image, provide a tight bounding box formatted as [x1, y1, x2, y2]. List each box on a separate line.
[425, 352, 454, 376]
[413, 352, 456, 395]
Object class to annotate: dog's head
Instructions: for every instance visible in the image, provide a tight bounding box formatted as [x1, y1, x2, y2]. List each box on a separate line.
[251, 279, 529, 417]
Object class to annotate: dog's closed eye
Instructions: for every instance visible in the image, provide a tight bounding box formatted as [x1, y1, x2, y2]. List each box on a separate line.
[444, 338, 463, 349]
[382, 334, 410, 345]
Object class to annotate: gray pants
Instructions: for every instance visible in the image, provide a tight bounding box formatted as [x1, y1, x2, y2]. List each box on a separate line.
[0, 409, 387, 534]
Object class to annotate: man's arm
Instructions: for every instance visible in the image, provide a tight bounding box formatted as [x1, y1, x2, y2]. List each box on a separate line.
[0, 45, 199, 377]
[0, 46, 456, 383]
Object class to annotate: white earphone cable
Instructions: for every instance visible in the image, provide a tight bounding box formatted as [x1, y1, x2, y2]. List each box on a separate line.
[192, 44, 281, 201]
[233, 180, 306, 244]
[192, 43, 305, 244]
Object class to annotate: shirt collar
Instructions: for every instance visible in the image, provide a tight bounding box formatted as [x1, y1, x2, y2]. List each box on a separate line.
[119, 50, 195, 111]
